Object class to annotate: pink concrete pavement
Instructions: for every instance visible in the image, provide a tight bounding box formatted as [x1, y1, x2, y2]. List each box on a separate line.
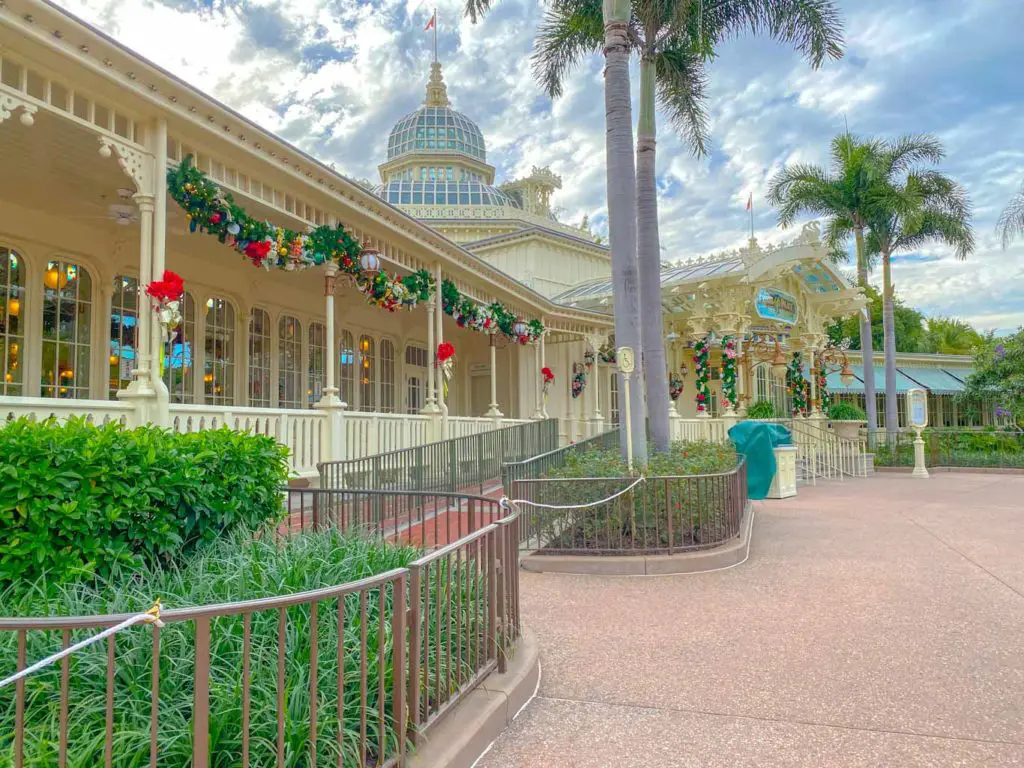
[479, 473, 1024, 767]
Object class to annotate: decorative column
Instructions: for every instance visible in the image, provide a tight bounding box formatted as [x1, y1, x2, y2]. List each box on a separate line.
[316, 262, 347, 462]
[486, 333, 503, 419]
[735, 336, 746, 416]
[531, 341, 544, 420]
[148, 119, 170, 425]
[587, 334, 604, 434]
[117, 192, 156, 425]
[666, 333, 682, 425]
[540, 330, 549, 418]
[434, 263, 448, 440]
[422, 292, 439, 413]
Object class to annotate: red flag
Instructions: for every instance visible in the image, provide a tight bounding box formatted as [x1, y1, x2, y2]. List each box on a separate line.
[745, 193, 752, 212]
[424, 12, 436, 31]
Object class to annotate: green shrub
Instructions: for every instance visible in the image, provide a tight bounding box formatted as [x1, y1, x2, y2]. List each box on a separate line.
[0, 530, 472, 766]
[746, 400, 781, 419]
[827, 401, 867, 421]
[0, 417, 289, 587]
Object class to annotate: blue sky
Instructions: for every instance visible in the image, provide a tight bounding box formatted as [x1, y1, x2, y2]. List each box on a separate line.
[56, 0, 1024, 332]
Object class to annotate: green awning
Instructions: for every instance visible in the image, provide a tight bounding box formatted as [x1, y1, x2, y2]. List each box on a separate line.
[942, 367, 974, 384]
[832, 365, 920, 394]
[897, 367, 966, 395]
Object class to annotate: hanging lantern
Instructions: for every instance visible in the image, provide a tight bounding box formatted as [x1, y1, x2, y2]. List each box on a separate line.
[7, 298, 19, 317]
[840, 362, 855, 387]
[512, 319, 528, 337]
[771, 341, 788, 377]
[44, 263, 71, 291]
[358, 240, 381, 277]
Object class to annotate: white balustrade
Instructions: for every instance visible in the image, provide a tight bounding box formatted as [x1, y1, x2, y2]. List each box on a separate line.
[0, 396, 133, 427]
[671, 418, 727, 444]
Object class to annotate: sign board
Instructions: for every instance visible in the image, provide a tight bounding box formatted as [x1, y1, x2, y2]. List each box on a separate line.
[906, 387, 928, 429]
[616, 346, 635, 375]
[754, 288, 799, 325]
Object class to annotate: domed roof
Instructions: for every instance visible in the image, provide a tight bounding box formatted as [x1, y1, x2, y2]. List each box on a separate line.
[386, 62, 487, 163]
[378, 179, 520, 209]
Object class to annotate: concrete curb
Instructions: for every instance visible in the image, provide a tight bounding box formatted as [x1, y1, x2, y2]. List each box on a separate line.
[875, 466, 1024, 475]
[519, 502, 755, 576]
[409, 630, 541, 768]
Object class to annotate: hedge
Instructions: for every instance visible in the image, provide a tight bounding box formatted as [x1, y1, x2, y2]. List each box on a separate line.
[0, 417, 289, 587]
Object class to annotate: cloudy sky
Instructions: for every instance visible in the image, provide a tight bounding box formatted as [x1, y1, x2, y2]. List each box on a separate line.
[54, 0, 1024, 332]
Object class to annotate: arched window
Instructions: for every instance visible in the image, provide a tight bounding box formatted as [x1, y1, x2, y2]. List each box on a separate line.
[358, 335, 375, 412]
[339, 329, 355, 407]
[247, 308, 271, 407]
[0, 247, 25, 396]
[609, 372, 620, 424]
[307, 321, 326, 407]
[164, 292, 196, 403]
[204, 296, 235, 405]
[41, 259, 92, 399]
[278, 315, 302, 409]
[108, 275, 139, 398]
[405, 344, 428, 413]
[380, 339, 396, 413]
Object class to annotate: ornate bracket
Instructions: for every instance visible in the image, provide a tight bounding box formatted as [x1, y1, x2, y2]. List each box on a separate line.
[98, 136, 153, 193]
[0, 91, 37, 127]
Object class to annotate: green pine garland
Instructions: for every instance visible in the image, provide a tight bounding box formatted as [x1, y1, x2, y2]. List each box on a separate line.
[440, 279, 544, 343]
[693, 338, 711, 413]
[721, 336, 738, 411]
[786, 351, 809, 416]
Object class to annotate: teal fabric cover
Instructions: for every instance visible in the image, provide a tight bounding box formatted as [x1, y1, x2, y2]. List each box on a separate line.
[728, 421, 793, 500]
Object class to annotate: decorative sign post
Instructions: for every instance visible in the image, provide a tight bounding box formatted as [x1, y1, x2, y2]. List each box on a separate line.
[617, 346, 635, 475]
[906, 387, 929, 479]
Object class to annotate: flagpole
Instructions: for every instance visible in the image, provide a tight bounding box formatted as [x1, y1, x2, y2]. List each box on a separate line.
[433, 7, 438, 63]
[749, 201, 754, 240]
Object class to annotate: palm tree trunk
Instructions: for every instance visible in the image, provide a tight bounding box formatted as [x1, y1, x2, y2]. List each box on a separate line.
[636, 56, 670, 453]
[603, 0, 647, 464]
[855, 225, 878, 443]
[881, 250, 898, 439]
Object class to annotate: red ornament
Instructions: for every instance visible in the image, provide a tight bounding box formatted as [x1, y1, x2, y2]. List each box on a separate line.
[209, 212, 222, 225]
[437, 341, 456, 363]
[245, 240, 272, 265]
[145, 270, 185, 303]
[541, 366, 555, 384]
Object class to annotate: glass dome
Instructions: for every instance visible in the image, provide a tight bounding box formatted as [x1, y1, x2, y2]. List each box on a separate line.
[378, 180, 520, 209]
[387, 106, 486, 162]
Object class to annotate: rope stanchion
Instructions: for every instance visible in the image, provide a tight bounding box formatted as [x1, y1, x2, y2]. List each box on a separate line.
[0, 600, 164, 690]
[500, 474, 645, 512]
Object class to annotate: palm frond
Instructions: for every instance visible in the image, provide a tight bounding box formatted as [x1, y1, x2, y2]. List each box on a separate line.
[884, 133, 944, 174]
[996, 184, 1024, 250]
[464, 0, 492, 24]
[530, 1, 606, 98]
[765, 164, 844, 227]
[653, 40, 710, 156]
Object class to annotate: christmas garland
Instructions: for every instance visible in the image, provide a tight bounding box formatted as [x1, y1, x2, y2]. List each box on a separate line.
[721, 336, 738, 411]
[168, 156, 433, 311]
[571, 365, 587, 398]
[440, 280, 544, 343]
[693, 337, 711, 413]
[786, 352, 809, 416]
[815, 363, 830, 413]
[598, 341, 616, 364]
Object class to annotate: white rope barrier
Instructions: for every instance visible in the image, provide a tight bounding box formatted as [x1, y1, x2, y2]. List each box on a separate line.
[0, 601, 164, 690]
[500, 474, 646, 512]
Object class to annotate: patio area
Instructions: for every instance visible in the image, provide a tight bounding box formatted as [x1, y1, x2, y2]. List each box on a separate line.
[481, 473, 1024, 767]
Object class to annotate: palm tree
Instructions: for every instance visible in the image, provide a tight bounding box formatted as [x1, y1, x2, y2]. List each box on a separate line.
[866, 138, 974, 437]
[464, 0, 648, 463]
[767, 133, 883, 439]
[923, 316, 984, 355]
[997, 180, 1024, 249]
[534, 0, 842, 451]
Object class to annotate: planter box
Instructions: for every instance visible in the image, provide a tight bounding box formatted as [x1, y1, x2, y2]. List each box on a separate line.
[831, 420, 864, 440]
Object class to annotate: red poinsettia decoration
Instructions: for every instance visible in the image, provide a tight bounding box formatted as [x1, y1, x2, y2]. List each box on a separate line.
[244, 240, 272, 266]
[437, 342, 456, 363]
[541, 366, 555, 383]
[145, 270, 184, 303]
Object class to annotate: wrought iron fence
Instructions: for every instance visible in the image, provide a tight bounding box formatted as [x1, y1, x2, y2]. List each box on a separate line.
[320, 418, 560, 493]
[0, 493, 521, 767]
[872, 428, 1024, 469]
[500, 427, 621, 492]
[510, 459, 747, 556]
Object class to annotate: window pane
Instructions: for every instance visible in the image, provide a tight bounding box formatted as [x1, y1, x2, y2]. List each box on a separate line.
[358, 335, 375, 412]
[308, 322, 325, 407]
[248, 308, 271, 407]
[164, 292, 196, 403]
[41, 259, 91, 399]
[1, 247, 26, 396]
[339, 330, 355, 407]
[204, 297, 235, 405]
[380, 339, 395, 413]
[108, 275, 139, 398]
[278, 315, 302, 409]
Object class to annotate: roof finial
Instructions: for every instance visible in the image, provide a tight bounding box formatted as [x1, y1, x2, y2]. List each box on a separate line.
[424, 61, 450, 107]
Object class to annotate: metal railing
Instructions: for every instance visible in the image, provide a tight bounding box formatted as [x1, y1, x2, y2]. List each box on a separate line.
[510, 460, 747, 556]
[789, 418, 868, 482]
[320, 418, 559, 493]
[0, 492, 521, 767]
[872, 428, 1024, 469]
[501, 427, 621, 493]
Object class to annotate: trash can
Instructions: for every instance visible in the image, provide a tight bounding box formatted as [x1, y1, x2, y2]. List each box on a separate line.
[727, 421, 794, 500]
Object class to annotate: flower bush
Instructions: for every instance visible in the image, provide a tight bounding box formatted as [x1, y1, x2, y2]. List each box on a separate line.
[827, 401, 867, 421]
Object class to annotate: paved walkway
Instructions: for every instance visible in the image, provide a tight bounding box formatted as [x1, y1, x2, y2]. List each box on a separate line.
[480, 473, 1024, 767]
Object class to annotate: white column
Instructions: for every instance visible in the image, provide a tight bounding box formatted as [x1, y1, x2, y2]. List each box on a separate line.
[486, 334, 503, 418]
[668, 337, 681, 424]
[540, 330, 549, 418]
[590, 359, 603, 424]
[736, 336, 746, 416]
[422, 292, 438, 413]
[531, 341, 544, 419]
[434, 263, 448, 440]
[149, 118, 170, 426]
[117, 193, 156, 425]
[316, 263, 346, 463]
